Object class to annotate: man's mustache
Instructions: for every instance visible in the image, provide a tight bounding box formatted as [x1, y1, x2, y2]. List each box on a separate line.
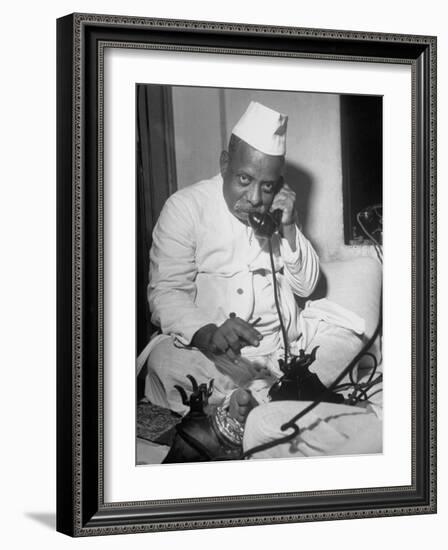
[234, 203, 264, 214]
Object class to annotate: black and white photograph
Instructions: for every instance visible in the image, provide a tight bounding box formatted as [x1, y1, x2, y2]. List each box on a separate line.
[135, 85, 383, 465]
[1, 0, 442, 544]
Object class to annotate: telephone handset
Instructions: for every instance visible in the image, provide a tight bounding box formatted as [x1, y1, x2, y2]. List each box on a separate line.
[248, 176, 284, 238]
[248, 209, 283, 238]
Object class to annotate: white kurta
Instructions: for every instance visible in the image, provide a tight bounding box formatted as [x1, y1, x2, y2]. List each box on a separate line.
[148, 173, 320, 359]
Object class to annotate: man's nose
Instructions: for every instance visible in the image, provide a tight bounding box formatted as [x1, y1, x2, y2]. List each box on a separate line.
[247, 183, 262, 206]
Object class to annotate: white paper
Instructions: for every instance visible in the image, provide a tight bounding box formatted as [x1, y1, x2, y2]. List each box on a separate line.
[103, 47, 412, 502]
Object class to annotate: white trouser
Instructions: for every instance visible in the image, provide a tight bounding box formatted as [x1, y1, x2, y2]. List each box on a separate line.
[144, 299, 371, 415]
[145, 324, 382, 458]
[242, 400, 382, 459]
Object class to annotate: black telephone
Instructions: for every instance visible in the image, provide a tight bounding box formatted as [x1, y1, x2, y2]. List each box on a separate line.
[248, 176, 284, 238]
[248, 209, 283, 238]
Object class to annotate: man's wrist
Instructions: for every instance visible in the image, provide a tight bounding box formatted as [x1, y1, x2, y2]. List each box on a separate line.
[281, 222, 297, 251]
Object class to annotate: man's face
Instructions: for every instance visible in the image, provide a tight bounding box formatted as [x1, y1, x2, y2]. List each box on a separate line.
[220, 139, 284, 223]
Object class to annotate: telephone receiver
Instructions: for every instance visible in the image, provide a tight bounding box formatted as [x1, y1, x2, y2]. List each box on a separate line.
[248, 209, 283, 238]
[248, 176, 285, 238]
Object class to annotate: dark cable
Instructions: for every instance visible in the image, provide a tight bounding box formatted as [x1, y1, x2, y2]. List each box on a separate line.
[356, 206, 383, 264]
[333, 351, 382, 405]
[281, 320, 381, 430]
[268, 237, 289, 366]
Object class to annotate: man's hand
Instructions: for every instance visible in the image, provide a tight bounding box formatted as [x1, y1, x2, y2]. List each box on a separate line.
[271, 182, 298, 250]
[191, 317, 263, 361]
[271, 181, 296, 226]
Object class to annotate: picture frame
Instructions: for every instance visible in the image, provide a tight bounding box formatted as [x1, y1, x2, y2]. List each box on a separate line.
[56, 12, 437, 536]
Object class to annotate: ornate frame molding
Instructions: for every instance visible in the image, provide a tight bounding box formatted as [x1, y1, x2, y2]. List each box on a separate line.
[57, 13, 437, 536]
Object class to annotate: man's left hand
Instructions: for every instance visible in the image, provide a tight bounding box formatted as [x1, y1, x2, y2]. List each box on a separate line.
[271, 181, 297, 227]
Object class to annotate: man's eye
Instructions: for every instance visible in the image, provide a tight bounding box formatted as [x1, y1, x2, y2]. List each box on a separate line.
[238, 174, 251, 185]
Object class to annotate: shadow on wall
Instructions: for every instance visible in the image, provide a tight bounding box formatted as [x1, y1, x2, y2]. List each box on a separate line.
[284, 161, 329, 310]
[284, 161, 315, 245]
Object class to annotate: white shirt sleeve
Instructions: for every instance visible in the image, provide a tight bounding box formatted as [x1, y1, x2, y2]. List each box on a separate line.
[148, 194, 214, 345]
[279, 226, 320, 297]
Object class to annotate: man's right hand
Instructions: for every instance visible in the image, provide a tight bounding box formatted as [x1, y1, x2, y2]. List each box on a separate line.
[191, 317, 263, 361]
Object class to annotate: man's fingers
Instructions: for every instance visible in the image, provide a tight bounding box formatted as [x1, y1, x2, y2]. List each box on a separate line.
[272, 186, 295, 207]
[211, 318, 263, 355]
[232, 320, 262, 347]
[224, 330, 243, 353]
[212, 328, 244, 355]
[233, 317, 262, 339]
[212, 332, 229, 354]
[225, 347, 238, 361]
[275, 181, 294, 196]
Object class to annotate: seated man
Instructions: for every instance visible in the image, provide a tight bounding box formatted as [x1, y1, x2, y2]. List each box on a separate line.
[138, 101, 382, 459]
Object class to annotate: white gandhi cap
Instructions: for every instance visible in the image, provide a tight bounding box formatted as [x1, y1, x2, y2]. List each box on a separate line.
[231, 101, 288, 156]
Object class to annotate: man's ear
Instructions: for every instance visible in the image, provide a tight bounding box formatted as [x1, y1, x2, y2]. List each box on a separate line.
[219, 150, 230, 178]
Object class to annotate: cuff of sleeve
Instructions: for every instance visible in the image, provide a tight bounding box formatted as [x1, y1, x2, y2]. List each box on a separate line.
[171, 314, 215, 347]
[279, 226, 302, 265]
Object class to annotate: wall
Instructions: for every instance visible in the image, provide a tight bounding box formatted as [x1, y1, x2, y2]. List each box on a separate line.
[1, 1, 445, 550]
[173, 86, 223, 189]
[173, 86, 372, 261]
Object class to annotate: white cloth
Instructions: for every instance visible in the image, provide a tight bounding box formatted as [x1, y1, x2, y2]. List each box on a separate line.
[147, 173, 320, 355]
[243, 400, 382, 459]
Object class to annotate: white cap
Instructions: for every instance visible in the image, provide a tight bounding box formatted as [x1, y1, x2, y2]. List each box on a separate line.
[231, 101, 288, 156]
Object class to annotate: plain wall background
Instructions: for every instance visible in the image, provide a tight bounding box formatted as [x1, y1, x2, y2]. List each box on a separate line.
[0, 0, 445, 548]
